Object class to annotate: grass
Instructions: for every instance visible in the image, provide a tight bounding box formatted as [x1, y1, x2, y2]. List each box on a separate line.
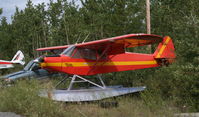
[0, 80, 179, 117]
[0, 80, 70, 117]
[67, 96, 179, 117]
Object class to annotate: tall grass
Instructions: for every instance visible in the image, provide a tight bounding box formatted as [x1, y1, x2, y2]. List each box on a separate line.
[0, 80, 179, 117]
[0, 80, 70, 117]
[63, 96, 178, 117]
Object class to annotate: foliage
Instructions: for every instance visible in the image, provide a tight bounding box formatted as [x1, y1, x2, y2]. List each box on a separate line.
[0, 80, 70, 117]
[0, 80, 178, 117]
[0, 8, 2, 15]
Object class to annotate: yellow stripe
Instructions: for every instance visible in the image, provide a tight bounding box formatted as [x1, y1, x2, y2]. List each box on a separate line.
[156, 37, 171, 58]
[41, 61, 157, 67]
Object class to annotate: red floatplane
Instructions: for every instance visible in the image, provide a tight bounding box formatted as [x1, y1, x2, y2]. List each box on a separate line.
[36, 34, 176, 101]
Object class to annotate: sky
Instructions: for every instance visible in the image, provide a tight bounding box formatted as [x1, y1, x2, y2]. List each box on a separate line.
[0, 0, 50, 23]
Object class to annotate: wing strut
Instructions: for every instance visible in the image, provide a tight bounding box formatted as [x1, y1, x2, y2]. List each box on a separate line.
[55, 74, 69, 88]
[68, 75, 106, 90]
[87, 44, 111, 75]
[55, 74, 106, 90]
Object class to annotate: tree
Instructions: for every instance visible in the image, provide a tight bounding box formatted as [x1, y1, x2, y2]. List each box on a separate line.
[0, 8, 2, 15]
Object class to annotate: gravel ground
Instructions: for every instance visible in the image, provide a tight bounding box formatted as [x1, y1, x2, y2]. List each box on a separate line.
[0, 112, 23, 117]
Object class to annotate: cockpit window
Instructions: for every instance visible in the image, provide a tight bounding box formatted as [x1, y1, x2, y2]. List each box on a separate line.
[61, 46, 97, 60]
[97, 50, 107, 60]
[73, 49, 81, 58]
[24, 60, 34, 71]
[72, 48, 97, 60]
[24, 60, 40, 71]
[61, 46, 75, 57]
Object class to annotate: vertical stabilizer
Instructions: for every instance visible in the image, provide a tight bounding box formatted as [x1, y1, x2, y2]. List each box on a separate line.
[153, 36, 176, 65]
[154, 36, 176, 59]
[11, 50, 25, 65]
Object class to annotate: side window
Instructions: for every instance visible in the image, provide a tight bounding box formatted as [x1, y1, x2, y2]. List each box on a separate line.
[72, 48, 97, 60]
[73, 49, 82, 58]
[81, 49, 96, 60]
[97, 50, 107, 60]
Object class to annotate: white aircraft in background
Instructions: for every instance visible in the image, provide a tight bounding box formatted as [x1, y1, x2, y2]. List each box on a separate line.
[0, 50, 25, 69]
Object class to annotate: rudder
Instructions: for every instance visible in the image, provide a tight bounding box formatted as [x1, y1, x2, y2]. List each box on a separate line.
[153, 36, 176, 65]
[11, 50, 25, 65]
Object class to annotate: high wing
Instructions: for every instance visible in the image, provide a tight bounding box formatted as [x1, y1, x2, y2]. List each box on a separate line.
[36, 45, 69, 54]
[37, 45, 69, 51]
[77, 34, 162, 48]
[36, 34, 163, 55]
[75, 34, 163, 54]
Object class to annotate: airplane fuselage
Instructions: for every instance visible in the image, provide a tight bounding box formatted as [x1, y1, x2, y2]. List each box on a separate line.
[40, 52, 159, 75]
[0, 60, 13, 69]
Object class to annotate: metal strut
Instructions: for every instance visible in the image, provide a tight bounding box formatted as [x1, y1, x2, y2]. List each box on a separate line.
[98, 74, 106, 88]
[55, 74, 69, 88]
[67, 75, 106, 91]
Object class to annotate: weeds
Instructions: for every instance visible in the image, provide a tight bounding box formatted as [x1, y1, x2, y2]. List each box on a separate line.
[0, 80, 179, 117]
[0, 80, 70, 117]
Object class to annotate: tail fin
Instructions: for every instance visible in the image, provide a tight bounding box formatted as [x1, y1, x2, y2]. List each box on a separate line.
[153, 36, 176, 65]
[11, 50, 25, 65]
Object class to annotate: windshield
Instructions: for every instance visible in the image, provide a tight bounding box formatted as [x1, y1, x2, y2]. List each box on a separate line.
[24, 60, 35, 71]
[61, 45, 75, 57]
